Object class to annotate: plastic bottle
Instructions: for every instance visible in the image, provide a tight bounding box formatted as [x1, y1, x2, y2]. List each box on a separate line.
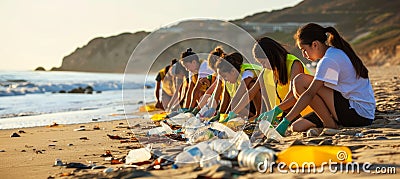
[160, 121, 173, 134]
[147, 126, 166, 136]
[237, 146, 276, 171]
[231, 131, 251, 151]
[258, 120, 283, 141]
[188, 128, 215, 144]
[167, 113, 194, 126]
[125, 145, 152, 164]
[174, 142, 219, 168]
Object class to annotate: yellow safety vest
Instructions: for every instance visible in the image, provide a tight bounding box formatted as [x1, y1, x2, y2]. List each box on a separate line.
[263, 54, 314, 116]
[225, 63, 263, 97]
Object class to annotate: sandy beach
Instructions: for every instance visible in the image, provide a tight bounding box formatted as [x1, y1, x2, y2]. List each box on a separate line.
[1, 66, 399, 179]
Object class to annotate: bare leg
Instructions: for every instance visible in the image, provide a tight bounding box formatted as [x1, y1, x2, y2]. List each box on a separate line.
[291, 74, 338, 130]
[291, 119, 317, 132]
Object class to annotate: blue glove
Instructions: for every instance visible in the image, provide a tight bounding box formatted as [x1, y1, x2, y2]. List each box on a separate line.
[275, 117, 290, 136]
[256, 106, 283, 124]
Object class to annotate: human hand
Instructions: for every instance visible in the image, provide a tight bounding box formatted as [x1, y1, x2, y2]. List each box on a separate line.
[255, 106, 282, 124]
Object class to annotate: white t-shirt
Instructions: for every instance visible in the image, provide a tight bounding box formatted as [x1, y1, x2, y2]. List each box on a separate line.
[198, 61, 214, 78]
[314, 47, 375, 120]
[242, 70, 254, 80]
[189, 61, 214, 81]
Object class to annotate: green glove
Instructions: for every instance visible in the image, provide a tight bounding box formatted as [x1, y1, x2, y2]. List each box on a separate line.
[275, 117, 290, 136]
[219, 111, 237, 123]
[209, 111, 221, 122]
[191, 108, 200, 115]
[179, 108, 193, 113]
[256, 106, 283, 124]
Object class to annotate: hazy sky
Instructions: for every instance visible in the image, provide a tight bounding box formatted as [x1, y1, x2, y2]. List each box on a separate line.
[0, 0, 302, 71]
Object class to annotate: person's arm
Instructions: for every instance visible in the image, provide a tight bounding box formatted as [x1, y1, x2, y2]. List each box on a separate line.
[277, 61, 304, 111]
[218, 86, 230, 113]
[154, 80, 163, 109]
[166, 77, 182, 111]
[189, 77, 209, 108]
[231, 78, 260, 113]
[229, 76, 255, 110]
[197, 78, 218, 109]
[183, 76, 196, 108]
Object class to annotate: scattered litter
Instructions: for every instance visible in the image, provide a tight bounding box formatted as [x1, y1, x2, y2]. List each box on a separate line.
[73, 127, 86, 131]
[321, 128, 340, 136]
[59, 172, 74, 177]
[79, 137, 89, 140]
[10, 132, 20, 137]
[103, 167, 114, 173]
[355, 133, 364, 137]
[48, 122, 59, 127]
[375, 136, 389, 140]
[91, 165, 107, 170]
[18, 130, 26, 133]
[107, 134, 129, 140]
[100, 150, 112, 157]
[306, 128, 321, 137]
[54, 159, 65, 166]
[238, 147, 275, 171]
[125, 145, 152, 164]
[65, 162, 91, 169]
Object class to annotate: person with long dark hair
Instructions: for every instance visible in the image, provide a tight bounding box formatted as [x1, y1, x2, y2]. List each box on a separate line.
[232, 37, 314, 122]
[275, 23, 376, 136]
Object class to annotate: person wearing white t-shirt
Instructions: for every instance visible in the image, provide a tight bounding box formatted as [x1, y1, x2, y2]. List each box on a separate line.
[179, 48, 214, 111]
[275, 23, 376, 136]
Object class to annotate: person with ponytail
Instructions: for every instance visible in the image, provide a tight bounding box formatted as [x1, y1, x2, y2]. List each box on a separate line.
[231, 37, 315, 122]
[275, 23, 376, 136]
[195, 47, 226, 114]
[179, 48, 214, 112]
[215, 52, 262, 121]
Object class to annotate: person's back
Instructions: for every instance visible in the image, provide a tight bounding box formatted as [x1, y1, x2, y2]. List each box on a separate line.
[316, 47, 375, 119]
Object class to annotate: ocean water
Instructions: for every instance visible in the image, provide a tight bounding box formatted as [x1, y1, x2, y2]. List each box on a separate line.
[0, 71, 156, 129]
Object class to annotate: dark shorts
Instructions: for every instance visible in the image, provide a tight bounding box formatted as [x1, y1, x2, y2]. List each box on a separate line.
[303, 90, 373, 128]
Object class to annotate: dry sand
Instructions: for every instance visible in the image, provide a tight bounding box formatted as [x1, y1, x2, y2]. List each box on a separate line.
[0, 65, 399, 179]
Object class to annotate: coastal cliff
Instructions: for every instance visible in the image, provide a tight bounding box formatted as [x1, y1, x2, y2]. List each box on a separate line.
[51, 0, 399, 73]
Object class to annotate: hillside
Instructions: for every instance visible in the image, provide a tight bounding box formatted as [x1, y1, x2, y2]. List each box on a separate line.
[51, 0, 400, 73]
[52, 31, 149, 73]
[233, 0, 400, 66]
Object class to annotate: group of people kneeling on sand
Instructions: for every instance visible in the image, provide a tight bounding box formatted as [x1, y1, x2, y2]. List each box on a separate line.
[154, 23, 376, 136]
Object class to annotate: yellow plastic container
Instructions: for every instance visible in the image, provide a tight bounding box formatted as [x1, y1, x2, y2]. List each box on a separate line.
[139, 104, 157, 112]
[277, 145, 352, 168]
[150, 112, 168, 121]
